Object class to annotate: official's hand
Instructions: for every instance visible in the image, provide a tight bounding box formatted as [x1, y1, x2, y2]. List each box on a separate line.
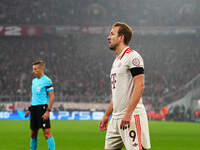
[42, 111, 50, 120]
[99, 115, 109, 131]
[120, 114, 131, 130]
[24, 110, 30, 118]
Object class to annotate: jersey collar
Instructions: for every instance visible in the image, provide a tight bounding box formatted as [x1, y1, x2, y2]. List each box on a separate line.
[118, 47, 129, 60]
[37, 74, 45, 79]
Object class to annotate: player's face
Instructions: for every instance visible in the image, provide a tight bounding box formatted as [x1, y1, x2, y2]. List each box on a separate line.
[32, 64, 42, 78]
[107, 26, 121, 51]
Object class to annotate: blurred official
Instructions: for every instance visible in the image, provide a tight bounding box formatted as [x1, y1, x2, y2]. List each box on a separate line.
[25, 60, 55, 150]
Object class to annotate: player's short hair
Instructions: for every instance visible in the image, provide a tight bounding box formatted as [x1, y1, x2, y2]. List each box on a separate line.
[33, 60, 45, 68]
[113, 22, 133, 45]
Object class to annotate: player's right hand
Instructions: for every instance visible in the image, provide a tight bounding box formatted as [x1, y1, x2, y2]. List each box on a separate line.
[24, 110, 30, 118]
[99, 116, 109, 131]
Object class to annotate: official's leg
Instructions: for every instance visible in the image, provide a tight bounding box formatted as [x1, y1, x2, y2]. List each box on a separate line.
[43, 128, 55, 150]
[30, 106, 39, 150]
[43, 128, 52, 138]
[30, 129, 38, 150]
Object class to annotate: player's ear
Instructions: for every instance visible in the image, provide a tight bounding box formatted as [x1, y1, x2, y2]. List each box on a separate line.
[120, 34, 125, 43]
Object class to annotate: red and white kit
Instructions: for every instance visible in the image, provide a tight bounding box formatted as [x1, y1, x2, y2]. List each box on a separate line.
[105, 47, 151, 150]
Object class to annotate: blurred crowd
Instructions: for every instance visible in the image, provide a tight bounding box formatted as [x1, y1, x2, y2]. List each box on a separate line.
[0, 35, 111, 103]
[0, 34, 200, 110]
[0, 0, 200, 113]
[148, 104, 200, 122]
[138, 35, 200, 110]
[0, 0, 199, 26]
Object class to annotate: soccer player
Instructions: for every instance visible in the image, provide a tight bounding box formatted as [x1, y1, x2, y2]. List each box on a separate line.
[99, 22, 151, 150]
[25, 60, 55, 150]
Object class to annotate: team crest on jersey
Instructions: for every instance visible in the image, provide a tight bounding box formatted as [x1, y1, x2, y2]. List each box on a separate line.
[132, 58, 140, 67]
[37, 86, 41, 92]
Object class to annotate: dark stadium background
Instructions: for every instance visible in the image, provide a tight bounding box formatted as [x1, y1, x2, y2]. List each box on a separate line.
[0, 0, 200, 122]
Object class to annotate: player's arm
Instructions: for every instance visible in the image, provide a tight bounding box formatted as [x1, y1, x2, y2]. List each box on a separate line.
[99, 99, 113, 131]
[25, 96, 32, 117]
[42, 91, 55, 120]
[128, 74, 144, 114]
[120, 70, 145, 130]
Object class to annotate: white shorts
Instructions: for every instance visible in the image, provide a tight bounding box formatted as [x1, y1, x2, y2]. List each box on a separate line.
[105, 110, 151, 150]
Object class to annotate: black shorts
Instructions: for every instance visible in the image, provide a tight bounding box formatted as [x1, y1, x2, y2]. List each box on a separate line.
[30, 104, 51, 130]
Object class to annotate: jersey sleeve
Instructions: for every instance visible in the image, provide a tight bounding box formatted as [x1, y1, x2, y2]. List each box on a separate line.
[45, 79, 54, 92]
[127, 51, 144, 77]
[127, 51, 144, 69]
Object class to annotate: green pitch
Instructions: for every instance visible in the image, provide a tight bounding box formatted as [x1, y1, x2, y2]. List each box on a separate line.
[0, 120, 199, 150]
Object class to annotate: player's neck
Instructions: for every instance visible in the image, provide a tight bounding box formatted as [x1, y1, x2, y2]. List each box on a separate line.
[115, 44, 128, 56]
[38, 73, 44, 79]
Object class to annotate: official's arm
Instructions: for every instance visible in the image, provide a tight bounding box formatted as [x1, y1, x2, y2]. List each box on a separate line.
[42, 91, 55, 120]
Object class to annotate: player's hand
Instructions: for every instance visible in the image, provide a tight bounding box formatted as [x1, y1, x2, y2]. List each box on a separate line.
[42, 111, 50, 120]
[99, 115, 109, 131]
[24, 110, 30, 118]
[120, 114, 131, 130]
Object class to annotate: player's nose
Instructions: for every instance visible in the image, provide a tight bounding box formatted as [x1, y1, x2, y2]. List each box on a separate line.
[107, 37, 111, 43]
[107, 35, 111, 40]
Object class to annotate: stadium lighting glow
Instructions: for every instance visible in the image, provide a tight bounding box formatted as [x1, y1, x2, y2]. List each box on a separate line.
[197, 100, 200, 106]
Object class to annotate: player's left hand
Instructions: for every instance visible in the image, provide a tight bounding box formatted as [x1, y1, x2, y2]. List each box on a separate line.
[42, 111, 50, 120]
[120, 114, 131, 130]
